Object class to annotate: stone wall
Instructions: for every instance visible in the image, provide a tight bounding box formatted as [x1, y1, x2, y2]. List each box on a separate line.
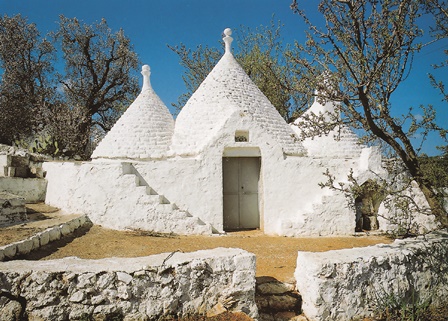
[0, 248, 257, 320]
[295, 230, 448, 321]
[0, 177, 47, 203]
[0, 215, 90, 261]
[0, 145, 48, 202]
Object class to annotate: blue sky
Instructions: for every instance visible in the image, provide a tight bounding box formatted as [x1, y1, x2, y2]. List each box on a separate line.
[2, 0, 447, 155]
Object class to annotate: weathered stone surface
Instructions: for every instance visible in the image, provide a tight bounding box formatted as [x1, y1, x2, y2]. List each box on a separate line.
[37, 230, 50, 246]
[257, 281, 295, 295]
[0, 300, 22, 321]
[295, 230, 448, 321]
[48, 227, 61, 242]
[2, 244, 17, 258]
[59, 223, 71, 236]
[16, 239, 33, 255]
[0, 248, 258, 320]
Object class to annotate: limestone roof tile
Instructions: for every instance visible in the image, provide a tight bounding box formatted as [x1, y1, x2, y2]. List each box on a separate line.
[91, 65, 174, 160]
[171, 29, 305, 156]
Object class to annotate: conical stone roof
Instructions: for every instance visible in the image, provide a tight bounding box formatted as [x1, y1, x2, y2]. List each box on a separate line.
[91, 65, 174, 160]
[171, 28, 305, 156]
[292, 95, 363, 158]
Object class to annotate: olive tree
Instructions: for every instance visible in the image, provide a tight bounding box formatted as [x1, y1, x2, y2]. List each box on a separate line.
[289, 0, 448, 227]
[0, 14, 55, 144]
[54, 15, 140, 157]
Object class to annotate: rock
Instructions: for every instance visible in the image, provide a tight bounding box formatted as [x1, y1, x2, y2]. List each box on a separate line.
[2, 244, 17, 259]
[265, 295, 300, 312]
[207, 302, 227, 318]
[48, 227, 61, 241]
[60, 223, 71, 236]
[0, 300, 22, 321]
[16, 239, 33, 255]
[116, 271, 133, 284]
[257, 281, 295, 295]
[69, 290, 85, 303]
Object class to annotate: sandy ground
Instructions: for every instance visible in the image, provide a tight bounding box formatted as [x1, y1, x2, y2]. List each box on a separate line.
[4, 203, 392, 283]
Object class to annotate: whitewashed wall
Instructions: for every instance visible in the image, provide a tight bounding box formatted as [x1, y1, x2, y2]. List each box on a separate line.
[295, 230, 448, 321]
[0, 248, 257, 320]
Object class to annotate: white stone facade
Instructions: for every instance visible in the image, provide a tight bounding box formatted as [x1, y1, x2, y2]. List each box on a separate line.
[43, 29, 388, 236]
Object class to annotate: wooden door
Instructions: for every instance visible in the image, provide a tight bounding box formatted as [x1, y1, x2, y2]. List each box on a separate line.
[223, 157, 260, 230]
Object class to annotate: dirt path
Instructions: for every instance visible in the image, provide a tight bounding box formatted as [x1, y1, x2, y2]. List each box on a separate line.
[1, 203, 393, 282]
[21, 223, 392, 283]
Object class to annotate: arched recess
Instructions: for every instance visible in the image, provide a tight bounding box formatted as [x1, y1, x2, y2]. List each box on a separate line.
[355, 180, 386, 232]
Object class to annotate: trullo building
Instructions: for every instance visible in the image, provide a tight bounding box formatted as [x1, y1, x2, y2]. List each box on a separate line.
[43, 28, 384, 236]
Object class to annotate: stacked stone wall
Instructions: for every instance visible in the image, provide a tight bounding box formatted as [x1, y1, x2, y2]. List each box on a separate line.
[295, 231, 448, 321]
[0, 248, 257, 320]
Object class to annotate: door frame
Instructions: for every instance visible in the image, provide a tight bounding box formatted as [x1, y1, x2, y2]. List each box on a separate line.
[222, 155, 263, 231]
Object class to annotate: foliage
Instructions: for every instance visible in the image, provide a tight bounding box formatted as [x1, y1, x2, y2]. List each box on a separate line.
[168, 43, 221, 114]
[289, 0, 448, 227]
[419, 155, 448, 188]
[0, 14, 56, 144]
[15, 135, 61, 157]
[169, 19, 306, 121]
[52, 15, 140, 158]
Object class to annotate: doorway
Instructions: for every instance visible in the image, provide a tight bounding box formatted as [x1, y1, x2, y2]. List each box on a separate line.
[223, 157, 261, 231]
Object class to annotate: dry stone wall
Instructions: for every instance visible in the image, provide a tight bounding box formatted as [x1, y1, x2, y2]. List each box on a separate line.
[0, 248, 257, 320]
[295, 230, 448, 321]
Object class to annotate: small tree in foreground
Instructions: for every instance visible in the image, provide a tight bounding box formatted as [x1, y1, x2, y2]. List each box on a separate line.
[289, 0, 448, 228]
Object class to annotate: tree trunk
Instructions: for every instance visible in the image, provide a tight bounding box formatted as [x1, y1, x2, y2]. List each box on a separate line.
[415, 177, 448, 228]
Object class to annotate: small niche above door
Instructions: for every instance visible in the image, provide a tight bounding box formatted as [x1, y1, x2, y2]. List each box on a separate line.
[235, 130, 249, 142]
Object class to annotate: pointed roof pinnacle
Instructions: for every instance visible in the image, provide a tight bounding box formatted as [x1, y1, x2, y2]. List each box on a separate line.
[141, 64, 151, 92]
[223, 28, 233, 54]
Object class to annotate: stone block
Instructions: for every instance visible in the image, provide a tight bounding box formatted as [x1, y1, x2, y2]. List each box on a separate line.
[48, 227, 61, 242]
[0, 155, 11, 167]
[13, 167, 29, 178]
[2, 243, 17, 259]
[10, 155, 29, 167]
[7, 167, 15, 177]
[30, 235, 40, 250]
[17, 239, 33, 255]
[38, 230, 50, 246]
[60, 223, 71, 236]
[67, 219, 80, 232]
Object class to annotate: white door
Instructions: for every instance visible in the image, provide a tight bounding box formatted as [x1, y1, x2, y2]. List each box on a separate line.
[223, 157, 260, 230]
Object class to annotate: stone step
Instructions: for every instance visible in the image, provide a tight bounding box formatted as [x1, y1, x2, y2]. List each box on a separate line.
[255, 277, 302, 321]
[137, 194, 165, 205]
[122, 174, 140, 186]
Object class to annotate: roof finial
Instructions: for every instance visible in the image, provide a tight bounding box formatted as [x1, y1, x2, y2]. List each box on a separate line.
[141, 65, 151, 92]
[223, 28, 233, 54]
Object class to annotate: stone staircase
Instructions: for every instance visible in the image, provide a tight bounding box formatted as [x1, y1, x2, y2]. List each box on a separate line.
[256, 277, 305, 321]
[121, 163, 213, 235]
